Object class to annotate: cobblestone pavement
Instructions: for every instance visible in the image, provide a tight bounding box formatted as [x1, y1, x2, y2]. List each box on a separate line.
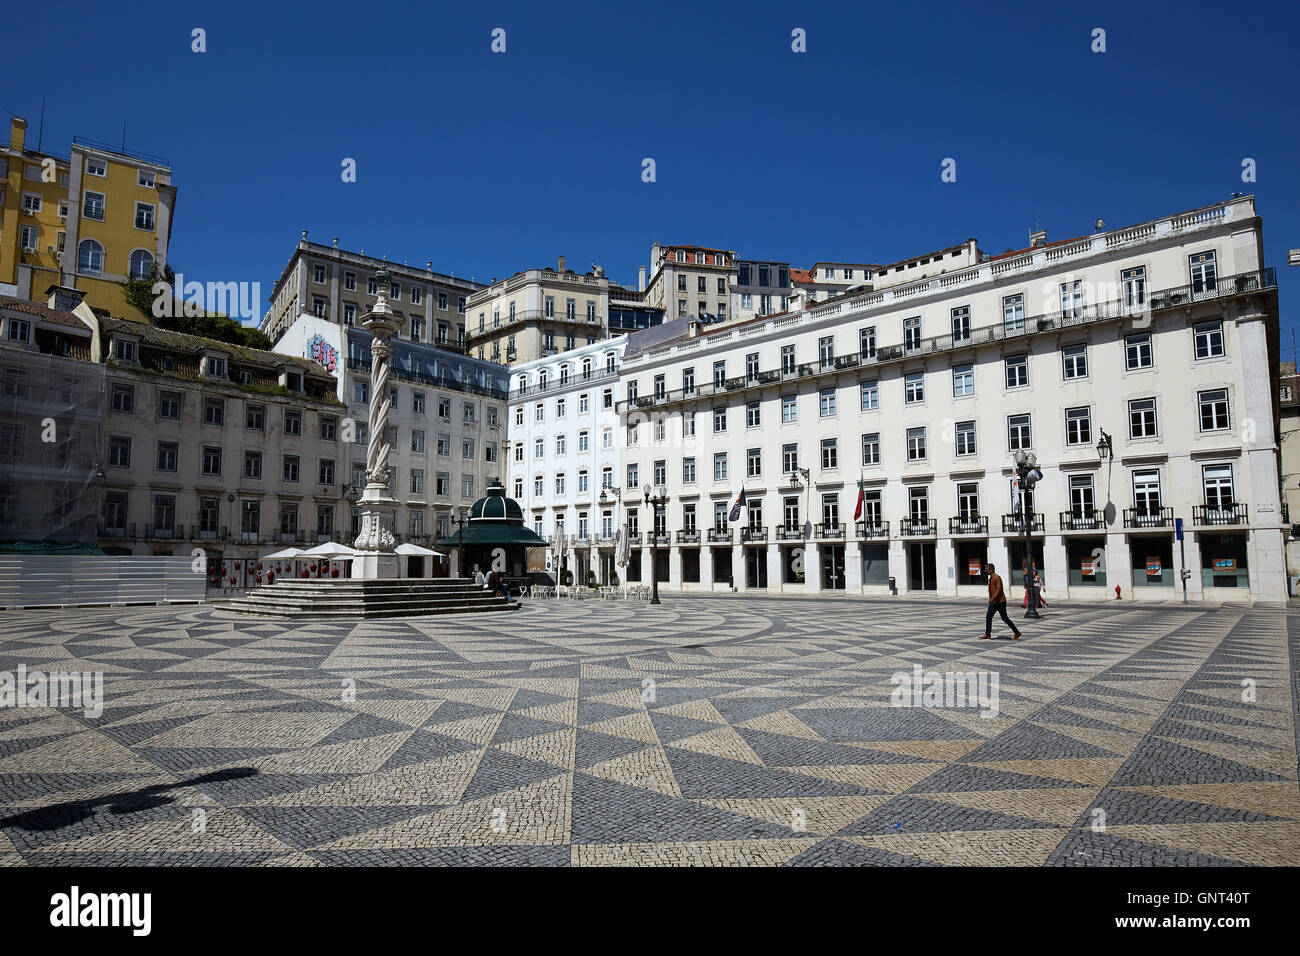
[0, 596, 1296, 866]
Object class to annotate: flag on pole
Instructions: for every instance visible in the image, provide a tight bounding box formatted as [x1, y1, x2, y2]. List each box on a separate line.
[728, 488, 746, 523]
[852, 476, 866, 521]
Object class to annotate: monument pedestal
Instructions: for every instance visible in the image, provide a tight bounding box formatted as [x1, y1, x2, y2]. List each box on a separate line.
[352, 491, 399, 580]
[351, 551, 401, 580]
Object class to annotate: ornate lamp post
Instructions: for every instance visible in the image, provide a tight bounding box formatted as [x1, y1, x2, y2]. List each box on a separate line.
[1013, 449, 1044, 619]
[451, 506, 469, 579]
[643, 483, 668, 605]
[351, 267, 401, 579]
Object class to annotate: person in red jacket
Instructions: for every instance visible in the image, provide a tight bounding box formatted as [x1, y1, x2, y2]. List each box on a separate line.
[981, 563, 1022, 640]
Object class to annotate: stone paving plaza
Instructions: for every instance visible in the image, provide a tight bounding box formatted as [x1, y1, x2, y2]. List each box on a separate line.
[0, 595, 1297, 867]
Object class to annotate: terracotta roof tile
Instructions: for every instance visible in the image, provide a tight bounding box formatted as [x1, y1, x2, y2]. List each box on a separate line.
[0, 297, 93, 332]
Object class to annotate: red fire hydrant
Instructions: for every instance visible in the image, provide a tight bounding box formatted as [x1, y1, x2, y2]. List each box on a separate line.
[1114, 584, 1122, 600]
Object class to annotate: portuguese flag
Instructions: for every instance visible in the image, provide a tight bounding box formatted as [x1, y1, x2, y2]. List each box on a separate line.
[852, 476, 865, 521]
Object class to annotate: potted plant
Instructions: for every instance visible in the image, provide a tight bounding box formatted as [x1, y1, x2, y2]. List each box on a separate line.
[586, 570, 597, 587]
[560, 569, 573, 586]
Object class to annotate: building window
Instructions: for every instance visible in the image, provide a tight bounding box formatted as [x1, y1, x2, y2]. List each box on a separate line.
[1007, 413, 1032, 451]
[107, 435, 131, 468]
[1129, 398, 1158, 438]
[903, 316, 922, 351]
[128, 249, 154, 279]
[782, 444, 799, 474]
[1122, 266, 1146, 308]
[713, 452, 728, 481]
[1061, 344, 1088, 380]
[203, 398, 225, 426]
[906, 427, 927, 462]
[319, 458, 336, 485]
[781, 394, 797, 422]
[156, 441, 178, 473]
[952, 364, 973, 397]
[1065, 406, 1092, 445]
[1189, 251, 1217, 294]
[904, 372, 924, 404]
[746, 447, 762, 478]
[83, 191, 105, 220]
[955, 420, 976, 456]
[820, 438, 838, 470]
[819, 388, 836, 417]
[76, 239, 104, 275]
[859, 380, 879, 411]
[1059, 279, 1083, 318]
[1005, 354, 1028, 389]
[713, 407, 727, 432]
[1125, 332, 1153, 370]
[1198, 389, 1230, 431]
[201, 445, 222, 476]
[1003, 294, 1024, 332]
[1133, 469, 1162, 513]
[134, 202, 155, 230]
[950, 306, 971, 342]
[746, 401, 761, 428]
[1202, 464, 1234, 508]
[284, 410, 302, 437]
[863, 434, 883, 468]
[283, 455, 300, 483]
[243, 451, 262, 479]
[1194, 320, 1225, 360]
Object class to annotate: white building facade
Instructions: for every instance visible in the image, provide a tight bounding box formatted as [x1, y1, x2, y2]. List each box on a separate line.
[507, 336, 627, 584]
[614, 197, 1285, 602]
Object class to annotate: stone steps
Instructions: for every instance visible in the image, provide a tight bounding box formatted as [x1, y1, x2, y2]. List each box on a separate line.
[218, 577, 519, 619]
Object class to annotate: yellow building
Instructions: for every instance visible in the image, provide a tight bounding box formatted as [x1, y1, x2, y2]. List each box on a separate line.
[0, 117, 175, 319]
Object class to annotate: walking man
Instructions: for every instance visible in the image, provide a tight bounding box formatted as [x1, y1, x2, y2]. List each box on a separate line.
[981, 563, 1022, 640]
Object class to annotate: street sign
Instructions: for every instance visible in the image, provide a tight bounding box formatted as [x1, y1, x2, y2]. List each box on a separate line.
[1175, 517, 1183, 541]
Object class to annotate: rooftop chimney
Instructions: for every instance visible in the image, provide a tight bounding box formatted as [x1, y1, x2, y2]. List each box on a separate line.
[558, 255, 566, 273]
[9, 117, 26, 152]
[1029, 229, 1047, 249]
[638, 266, 646, 292]
[688, 319, 701, 338]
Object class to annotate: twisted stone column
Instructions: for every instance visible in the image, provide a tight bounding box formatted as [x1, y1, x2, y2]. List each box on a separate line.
[353, 272, 400, 560]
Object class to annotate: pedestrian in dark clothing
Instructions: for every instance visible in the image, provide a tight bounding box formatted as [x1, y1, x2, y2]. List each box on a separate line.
[486, 569, 510, 601]
[981, 563, 1022, 640]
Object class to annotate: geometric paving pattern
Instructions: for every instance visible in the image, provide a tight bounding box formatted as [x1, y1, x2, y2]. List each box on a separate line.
[0, 597, 1296, 866]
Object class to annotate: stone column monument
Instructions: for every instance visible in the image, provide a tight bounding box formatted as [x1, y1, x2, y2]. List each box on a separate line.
[352, 267, 401, 579]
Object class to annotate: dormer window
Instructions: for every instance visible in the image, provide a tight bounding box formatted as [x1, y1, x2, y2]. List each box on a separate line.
[114, 338, 137, 362]
[285, 371, 303, 392]
[5, 318, 32, 344]
[206, 356, 227, 378]
[239, 369, 254, 385]
[162, 354, 175, 371]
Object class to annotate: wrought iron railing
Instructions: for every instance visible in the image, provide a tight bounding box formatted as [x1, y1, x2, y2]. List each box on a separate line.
[1002, 513, 1044, 534]
[741, 526, 767, 542]
[1123, 507, 1174, 529]
[706, 527, 732, 543]
[899, 518, 937, 537]
[675, 529, 701, 543]
[1193, 503, 1248, 526]
[855, 519, 889, 538]
[815, 522, 846, 539]
[1059, 510, 1103, 531]
[949, 516, 988, 535]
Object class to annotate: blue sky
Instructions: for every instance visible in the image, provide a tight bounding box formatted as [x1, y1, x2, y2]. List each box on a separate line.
[8, 0, 1299, 343]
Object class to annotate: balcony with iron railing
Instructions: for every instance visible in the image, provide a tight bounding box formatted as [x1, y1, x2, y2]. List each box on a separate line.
[740, 525, 767, 543]
[774, 524, 804, 541]
[815, 521, 846, 539]
[899, 518, 937, 537]
[1124, 507, 1175, 529]
[707, 527, 733, 543]
[676, 529, 701, 544]
[1059, 510, 1104, 532]
[949, 516, 988, 535]
[647, 531, 671, 546]
[1192, 503, 1249, 526]
[617, 266, 1276, 414]
[1002, 513, 1045, 534]
[855, 519, 889, 538]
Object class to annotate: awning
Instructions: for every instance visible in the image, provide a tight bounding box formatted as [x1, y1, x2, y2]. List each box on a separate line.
[301, 541, 361, 558]
[395, 543, 446, 559]
[263, 547, 304, 559]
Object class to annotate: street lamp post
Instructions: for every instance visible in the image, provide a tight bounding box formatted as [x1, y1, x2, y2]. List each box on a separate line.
[1013, 449, 1044, 619]
[450, 507, 469, 579]
[643, 483, 668, 605]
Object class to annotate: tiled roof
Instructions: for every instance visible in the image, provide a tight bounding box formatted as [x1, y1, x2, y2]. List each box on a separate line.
[789, 268, 814, 284]
[99, 317, 328, 376]
[0, 297, 93, 332]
